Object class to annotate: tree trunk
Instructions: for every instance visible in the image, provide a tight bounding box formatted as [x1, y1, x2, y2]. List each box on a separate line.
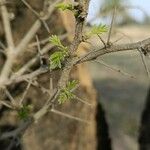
[138, 87, 150, 150]
[96, 102, 112, 150]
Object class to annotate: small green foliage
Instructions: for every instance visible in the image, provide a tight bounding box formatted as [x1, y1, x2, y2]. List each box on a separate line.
[56, 3, 74, 11]
[49, 35, 68, 70]
[18, 105, 31, 120]
[58, 80, 78, 104]
[49, 35, 64, 49]
[49, 51, 67, 69]
[90, 24, 108, 34]
[86, 24, 108, 38]
[67, 80, 78, 90]
[58, 89, 75, 104]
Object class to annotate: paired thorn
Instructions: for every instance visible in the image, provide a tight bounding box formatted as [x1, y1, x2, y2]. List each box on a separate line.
[138, 48, 150, 80]
[107, 6, 116, 45]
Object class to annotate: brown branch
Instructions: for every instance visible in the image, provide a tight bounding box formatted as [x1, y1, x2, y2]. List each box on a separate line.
[19, 80, 32, 106]
[2, 67, 49, 87]
[76, 37, 150, 64]
[0, 0, 15, 83]
[0, 0, 61, 88]
[14, 34, 67, 77]
[4, 88, 16, 106]
[51, 109, 90, 124]
[0, 0, 14, 48]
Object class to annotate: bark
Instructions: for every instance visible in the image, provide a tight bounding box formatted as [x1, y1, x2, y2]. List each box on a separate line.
[96, 102, 112, 150]
[138, 87, 150, 150]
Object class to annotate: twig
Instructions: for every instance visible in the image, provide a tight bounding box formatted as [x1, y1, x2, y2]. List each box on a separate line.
[49, 75, 53, 91]
[76, 37, 150, 64]
[42, 21, 50, 33]
[97, 34, 106, 47]
[15, 20, 41, 54]
[51, 109, 90, 124]
[28, 34, 67, 48]
[0, 100, 13, 108]
[25, 79, 51, 95]
[0, 0, 14, 49]
[2, 67, 49, 87]
[21, 0, 39, 17]
[75, 96, 93, 107]
[94, 59, 136, 79]
[28, 37, 50, 47]
[15, 34, 67, 76]
[21, 0, 50, 33]
[4, 88, 16, 106]
[138, 48, 150, 80]
[0, 0, 15, 82]
[19, 80, 32, 106]
[107, 6, 116, 45]
[36, 35, 43, 66]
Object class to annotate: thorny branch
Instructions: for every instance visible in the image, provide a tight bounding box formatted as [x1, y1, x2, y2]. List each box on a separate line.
[0, 0, 150, 142]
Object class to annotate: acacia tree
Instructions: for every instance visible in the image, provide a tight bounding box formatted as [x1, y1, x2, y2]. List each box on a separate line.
[0, 0, 150, 149]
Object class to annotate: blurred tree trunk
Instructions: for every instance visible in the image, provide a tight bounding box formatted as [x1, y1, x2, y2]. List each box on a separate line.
[138, 87, 150, 150]
[96, 102, 112, 150]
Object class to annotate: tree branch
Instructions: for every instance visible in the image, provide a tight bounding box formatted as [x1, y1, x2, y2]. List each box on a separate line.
[76, 37, 150, 64]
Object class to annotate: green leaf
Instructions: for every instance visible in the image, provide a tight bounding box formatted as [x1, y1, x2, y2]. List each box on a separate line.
[67, 80, 78, 90]
[49, 35, 69, 70]
[49, 51, 65, 69]
[56, 3, 74, 11]
[58, 80, 78, 104]
[18, 105, 30, 120]
[58, 89, 75, 104]
[49, 35, 63, 48]
[49, 35, 68, 51]
[87, 24, 108, 37]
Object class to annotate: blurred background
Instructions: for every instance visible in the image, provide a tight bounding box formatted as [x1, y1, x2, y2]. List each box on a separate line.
[87, 0, 150, 150]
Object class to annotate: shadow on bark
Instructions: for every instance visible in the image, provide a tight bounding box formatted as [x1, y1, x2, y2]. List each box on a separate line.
[139, 87, 150, 150]
[96, 102, 112, 150]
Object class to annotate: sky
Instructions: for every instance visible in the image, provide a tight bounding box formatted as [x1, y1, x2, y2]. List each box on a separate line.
[87, 0, 150, 24]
